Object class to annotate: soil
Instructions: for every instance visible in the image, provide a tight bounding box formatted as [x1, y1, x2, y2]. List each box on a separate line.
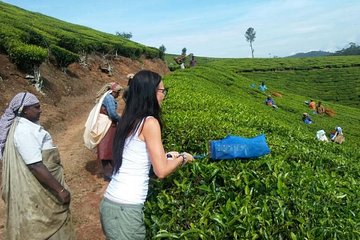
[0, 53, 170, 239]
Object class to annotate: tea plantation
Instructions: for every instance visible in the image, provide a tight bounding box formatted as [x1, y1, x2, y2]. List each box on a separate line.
[145, 56, 360, 239]
[0, 2, 160, 70]
[1, 2, 359, 238]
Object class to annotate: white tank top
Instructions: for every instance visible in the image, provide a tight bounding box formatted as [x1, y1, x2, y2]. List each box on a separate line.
[104, 117, 152, 204]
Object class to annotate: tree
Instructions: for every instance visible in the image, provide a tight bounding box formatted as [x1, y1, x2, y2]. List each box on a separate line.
[115, 31, 133, 39]
[159, 44, 166, 60]
[181, 47, 187, 56]
[245, 27, 256, 58]
[333, 42, 360, 56]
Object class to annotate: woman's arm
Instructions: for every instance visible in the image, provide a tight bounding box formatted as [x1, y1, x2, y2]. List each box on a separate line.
[28, 162, 70, 204]
[141, 118, 193, 179]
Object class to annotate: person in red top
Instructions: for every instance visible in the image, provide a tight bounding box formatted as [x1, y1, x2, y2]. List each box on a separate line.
[308, 99, 316, 110]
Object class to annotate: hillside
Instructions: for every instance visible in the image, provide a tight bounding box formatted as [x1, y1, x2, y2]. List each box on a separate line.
[146, 56, 360, 238]
[0, 1, 160, 76]
[286, 51, 332, 58]
[2, 52, 359, 239]
[1, 1, 360, 239]
[231, 56, 360, 108]
[286, 43, 360, 57]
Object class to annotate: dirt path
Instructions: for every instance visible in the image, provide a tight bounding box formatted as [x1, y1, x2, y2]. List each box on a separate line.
[56, 98, 106, 240]
[53, 95, 121, 240]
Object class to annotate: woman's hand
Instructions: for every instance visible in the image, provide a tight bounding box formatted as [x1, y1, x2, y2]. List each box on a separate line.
[166, 151, 179, 159]
[57, 188, 71, 204]
[183, 152, 194, 163]
[180, 152, 194, 166]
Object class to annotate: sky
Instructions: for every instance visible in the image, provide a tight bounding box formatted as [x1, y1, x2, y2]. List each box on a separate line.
[2, 0, 360, 58]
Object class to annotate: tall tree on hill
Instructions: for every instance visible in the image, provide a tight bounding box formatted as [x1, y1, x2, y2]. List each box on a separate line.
[245, 27, 256, 58]
[182, 47, 187, 56]
[159, 45, 166, 60]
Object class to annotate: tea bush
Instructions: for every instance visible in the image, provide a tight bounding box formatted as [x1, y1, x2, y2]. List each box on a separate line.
[8, 42, 47, 71]
[49, 45, 79, 68]
[145, 58, 360, 239]
[0, 1, 161, 69]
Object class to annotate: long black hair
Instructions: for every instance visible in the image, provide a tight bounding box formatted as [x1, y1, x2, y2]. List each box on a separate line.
[113, 70, 163, 173]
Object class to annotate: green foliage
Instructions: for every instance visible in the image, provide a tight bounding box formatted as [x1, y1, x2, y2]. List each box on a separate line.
[182, 48, 187, 56]
[0, 1, 160, 68]
[144, 47, 161, 59]
[245, 27, 256, 58]
[245, 27, 256, 43]
[333, 42, 360, 56]
[233, 56, 360, 108]
[115, 31, 133, 39]
[145, 56, 360, 239]
[22, 28, 48, 47]
[0, 23, 26, 53]
[8, 42, 47, 70]
[57, 34, 83, 53]
[49, 45, 79, 68]
[113, 44, 143, 58]
[159, 45, 166, 60]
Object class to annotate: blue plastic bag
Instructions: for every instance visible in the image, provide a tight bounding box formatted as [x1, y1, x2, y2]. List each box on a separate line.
[209, 134, 271, 160]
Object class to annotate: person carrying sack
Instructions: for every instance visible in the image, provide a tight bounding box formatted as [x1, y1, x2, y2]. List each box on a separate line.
[0, 92, 75, 239]
[330, 126, 345, 144]
[84, 82, 123, 181]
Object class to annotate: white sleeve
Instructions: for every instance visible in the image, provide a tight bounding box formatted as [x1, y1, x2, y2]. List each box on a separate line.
[14, 126, 44, 165]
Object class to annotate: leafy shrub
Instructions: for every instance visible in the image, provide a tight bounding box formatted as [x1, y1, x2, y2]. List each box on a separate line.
[8, 42, 47, 70]
[21, 28, 48, 48]
[0, 23, 25, 53]
[57, 34, 82, 53]
[143, 47, 160, 59]
[112, 44, 142, 58]
[95, 42, 113, 54]
[49, 45, 79, 68]
[168, 63, 179, 71]
[82, 40, 98, 53]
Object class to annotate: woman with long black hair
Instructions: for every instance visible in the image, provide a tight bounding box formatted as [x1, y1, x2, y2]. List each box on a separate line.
[100, 70, 193, 239]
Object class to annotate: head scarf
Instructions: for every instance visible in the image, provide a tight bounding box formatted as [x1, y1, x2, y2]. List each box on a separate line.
[0, 92, 39, 159]
[95, 82, 122, 103]
[127, 73, 134, 80]
[335, 126, 342, 134]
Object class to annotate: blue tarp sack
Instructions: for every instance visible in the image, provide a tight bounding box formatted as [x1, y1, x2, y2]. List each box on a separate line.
[209, 134, 271, 160]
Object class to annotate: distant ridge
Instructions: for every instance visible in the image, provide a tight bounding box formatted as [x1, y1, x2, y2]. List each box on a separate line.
[286, 50, 332, 58]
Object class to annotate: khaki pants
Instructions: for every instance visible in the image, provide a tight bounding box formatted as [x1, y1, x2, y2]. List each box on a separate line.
[100, 198, 146, 240]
